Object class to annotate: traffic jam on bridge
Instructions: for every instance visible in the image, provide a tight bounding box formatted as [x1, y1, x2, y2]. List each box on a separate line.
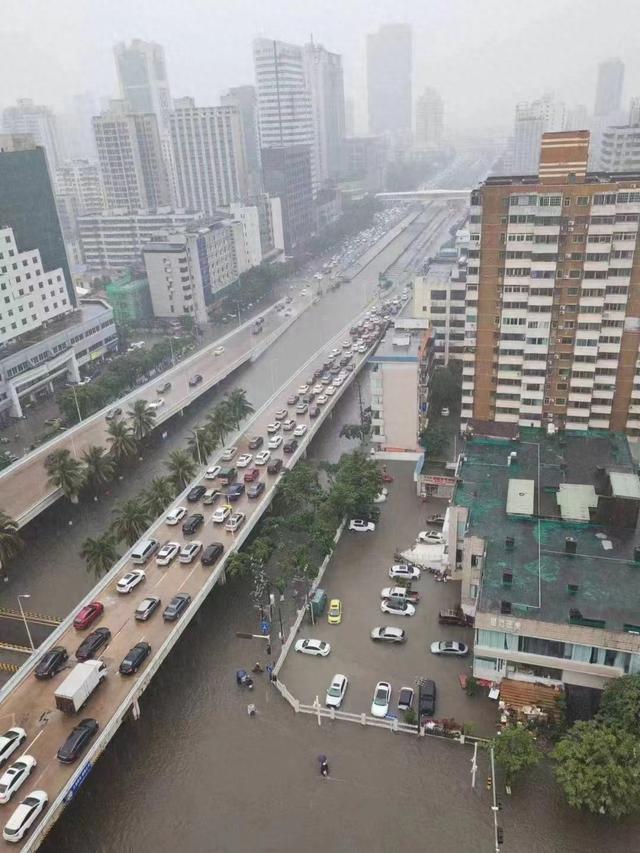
[0, 298, 399, 848]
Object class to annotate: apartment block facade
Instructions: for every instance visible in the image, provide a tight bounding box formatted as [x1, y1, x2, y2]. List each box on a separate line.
[462, 130, 640, 436]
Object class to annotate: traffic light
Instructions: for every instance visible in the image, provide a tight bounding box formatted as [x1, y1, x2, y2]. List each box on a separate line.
[497, 827, 504, 845]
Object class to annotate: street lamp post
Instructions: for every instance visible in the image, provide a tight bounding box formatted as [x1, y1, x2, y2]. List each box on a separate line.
[72, 385, 82, 424]
[194, 428, 203, 466]
[17, 594, 35, 652]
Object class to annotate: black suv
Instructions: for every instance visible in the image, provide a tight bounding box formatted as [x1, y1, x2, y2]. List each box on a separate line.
[119, 642, 151, 675]
[267, 458, 283, 475]
[418, 679, 437, 718]
[75, 627, 111, 662]
[248, 436, 264, 450]
[182, 513, 204, 535]
[283, 439, 298, 454]
[57, 718, 99, 763]
[187, 485, 206, 503]
[226, 483, 245, 502]
[201, 542, 224, 566]
[35, 646, 68, 679]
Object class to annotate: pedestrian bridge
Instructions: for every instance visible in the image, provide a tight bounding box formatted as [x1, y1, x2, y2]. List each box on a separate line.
[376, 189, 472, 202]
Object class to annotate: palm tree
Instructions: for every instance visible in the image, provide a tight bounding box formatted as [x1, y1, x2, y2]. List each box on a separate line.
[144, 477, 176, 518]
[187, 427, 218, 463]
[0, 511, 23, 580]
[81, 533, 119, 579]
[205, 402, 234, 447]
[81, 445, 115, 492]
[111, 499, 151, 547]
[127, 399, 157, 441]
[106, 419, 138, 463]
[44, 449, 85, 503]
[165, 449, 198, 491]
[226, 388, 255, 429]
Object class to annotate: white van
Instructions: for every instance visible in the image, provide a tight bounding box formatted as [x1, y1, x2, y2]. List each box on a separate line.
[130, 539, 160, 564]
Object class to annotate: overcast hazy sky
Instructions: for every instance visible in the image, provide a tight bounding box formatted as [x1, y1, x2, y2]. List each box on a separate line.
[3, 0, 640, 136]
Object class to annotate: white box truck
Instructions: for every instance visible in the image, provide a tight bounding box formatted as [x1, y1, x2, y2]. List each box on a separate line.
[54, 660, 107, 714]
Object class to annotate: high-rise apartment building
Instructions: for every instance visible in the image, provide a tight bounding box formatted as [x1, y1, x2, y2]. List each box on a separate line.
[55, 160, 105, 216]
[565, 104, 590, 132]
[511, 95, 566, 174]
[261, 145, 314, 253]
[462, 130, 640, 436]
[3, 99, 61, 170]
[253, 38, 314, 151]
[114, 40, 173, 137]
[629, 98, 640, 127]
[93, 101, 170, 210]
[221, 86, 262, 196]
[0, 134, 74, 306]
[594, 58, 625, 118]
[599, 125, 640, 172]
[169, 97, 248, 214]
[415, 87, 444, 149]
[366, 24, 412, 136]
[303, 42, 345, 185]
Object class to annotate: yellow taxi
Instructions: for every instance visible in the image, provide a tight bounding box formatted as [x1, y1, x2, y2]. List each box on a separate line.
[328, 599, 342, 625]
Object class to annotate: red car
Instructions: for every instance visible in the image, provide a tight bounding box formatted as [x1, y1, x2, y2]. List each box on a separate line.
[243, 467, 260, 483]
[73, 601, 104, 630]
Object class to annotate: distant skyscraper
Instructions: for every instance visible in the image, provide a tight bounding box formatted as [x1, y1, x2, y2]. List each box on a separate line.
[629, 98, 640, 127]
[415, 87, 444, 149]
[261, 145, 314, 253]
[114, 39, 173, 136]
[511, 95, 566, 174]
[366, 24, 412, 135]
[0, 134, 74, 306]
[169, 97, 248, 214]
[221, 86, 262, 196]
[93, 101, 170, 210]
[564, 104, 590, 131]
[594, 58, 625, 118]
[344, 97, 355, 137]
[253, 38, 314, 151]
[2, 99, 61, 170]
[303, 42, 345, 185]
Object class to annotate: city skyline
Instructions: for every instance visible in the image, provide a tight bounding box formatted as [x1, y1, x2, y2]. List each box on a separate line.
[1, 1, 640, 137]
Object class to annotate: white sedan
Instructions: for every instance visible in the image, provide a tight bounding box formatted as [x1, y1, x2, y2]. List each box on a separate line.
[316, 395, 328, 405]
[236, 454, 253, 468]
[156, 542, 180, 566]
[374, 488, 388, 504]
[332, 377, 344, 387]
[311, 384, 323, 395]
[430, 640, 469, 656]
[255, 450, 271, 465]
[293, 424, 308, 438]
[325, 385, 336, 396]
[0, 730, 26, 767]
[371, 681, 391, 718]
[268, 435, 283, 449]
[297, 384, 310, 395]
[417, 530, 445, 545]
[2, 789, 48, 843]
[0, 756, 37, 804]
[179, 541, 202, 564]
[205, 465, 221, 480]
[380, 599, 415, 617]
[211, 505, 232, 524]
[389, 563, 421, 580]
[325, 674, 348, 709]
[214, 346, 225, 356]
[266, 422, 281, 434]
[349, 519, 375, 533]
[220, 447, 237, 461]
[116, 569, 146, 594]
[165, 506, 187, 526]
[294, 639, 331, 657]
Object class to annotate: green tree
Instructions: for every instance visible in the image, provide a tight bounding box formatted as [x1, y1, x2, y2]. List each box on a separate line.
[553, 722, 640, 818]
[45, 448, 85, 503]
[225, 551, 252, 579]
[419, 422, 449, 457]
[111, 498, 151, 547]
[328, 450, 383, 518]
[225, 388, 255, 429]
[81, 445, 115, 492]
[0, 511, 23, 580]
[143, 477, 176, 518]
[273, 463, 322, 515]
[494, 726, 541, 788]
[165, 449, 198, 491]
[187, 427, 218, 463]
[205, 402, 235, 447]
[429, 361, 462, 412]
[127, 399, 157, 441]
[106, 419, 138, 463]
[81, 533, 120, 579]
[597, 674, 640, 737]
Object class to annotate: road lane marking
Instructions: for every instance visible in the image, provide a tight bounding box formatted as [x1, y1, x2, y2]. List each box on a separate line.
[154, 573, 168, 588]
[25, 730, 44, 753]
[178, 566, 198, 590]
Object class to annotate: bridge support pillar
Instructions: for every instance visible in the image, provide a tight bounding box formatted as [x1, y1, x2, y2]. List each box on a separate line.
[132, 698, 141, 720]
